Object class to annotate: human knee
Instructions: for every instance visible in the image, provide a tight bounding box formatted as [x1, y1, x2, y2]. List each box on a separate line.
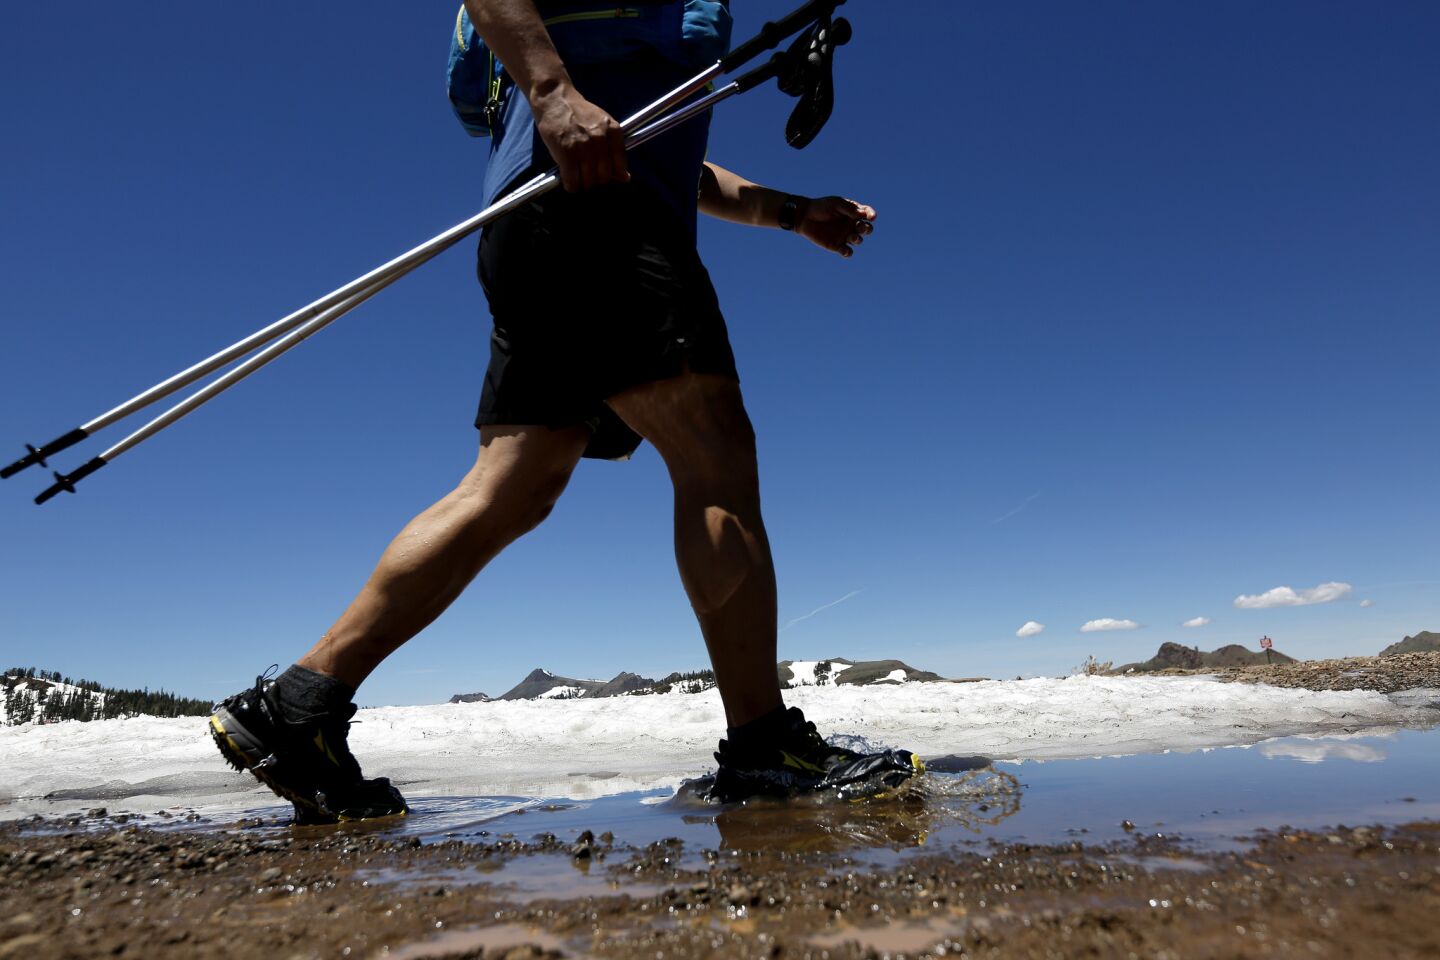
[510, 491, 560, 536]
[673, 464, 761, 516]
[453, 466, 571, 540]
[625, 379, 759, 476]
[503, 470, 572, 534]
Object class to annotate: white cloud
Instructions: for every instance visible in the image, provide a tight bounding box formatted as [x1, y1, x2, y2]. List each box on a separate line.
[1233, 581, 1352, 610]
[1016, 621, 1045, 638]
[1359, 599, 1375, 608]
[1182, 616, 1211, 628]
[1080, 618, 1140, 633]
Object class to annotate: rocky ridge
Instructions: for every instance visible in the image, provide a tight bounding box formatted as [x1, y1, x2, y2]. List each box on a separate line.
[1113, 641, 1295, 674]
[1380, 631, 1440, 657]
[451, 657, 945, 703]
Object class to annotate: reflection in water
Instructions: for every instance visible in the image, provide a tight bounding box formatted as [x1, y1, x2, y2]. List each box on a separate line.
[358, 855, 671, 904]
[665, 760, 1023, 856]
[388, 924, 571, 960]
[1258, 741, 1387, 763]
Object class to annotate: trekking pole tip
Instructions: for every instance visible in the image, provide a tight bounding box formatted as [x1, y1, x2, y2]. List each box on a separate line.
[1, 445, 48, 480]
[35, 472, 76, 505]
[2, 427, 89, 480]
[33, 457, 106, 506]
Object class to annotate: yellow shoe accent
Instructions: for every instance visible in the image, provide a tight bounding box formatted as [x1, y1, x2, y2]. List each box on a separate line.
[779, 750, 826, 775]
[210, 715, 249, 765]
[311, 730, 342, 768]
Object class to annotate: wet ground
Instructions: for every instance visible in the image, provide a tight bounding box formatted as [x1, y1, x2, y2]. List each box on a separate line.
[4, 724, 1438, 958]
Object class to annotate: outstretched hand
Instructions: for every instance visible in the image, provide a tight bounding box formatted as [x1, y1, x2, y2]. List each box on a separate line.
[797, 196, 876, 259]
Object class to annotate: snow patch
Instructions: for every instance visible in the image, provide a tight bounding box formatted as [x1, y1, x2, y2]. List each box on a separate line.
[784, 661, 853, 687]
[536, 686, 585, 700]
[1, 677, 1436, 819]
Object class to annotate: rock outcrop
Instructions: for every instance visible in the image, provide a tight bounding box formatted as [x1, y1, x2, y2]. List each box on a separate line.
[1115, 641, 1295, 674]
[1380, 631, 1440, 657]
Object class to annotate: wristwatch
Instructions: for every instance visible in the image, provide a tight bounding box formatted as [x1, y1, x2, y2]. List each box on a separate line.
[778, 195, 802, 231]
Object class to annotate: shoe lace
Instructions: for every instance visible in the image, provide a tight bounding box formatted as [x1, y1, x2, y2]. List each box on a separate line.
[252, 664, 279, 694]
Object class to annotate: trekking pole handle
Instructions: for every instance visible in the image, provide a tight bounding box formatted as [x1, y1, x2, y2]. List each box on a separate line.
[720, 0, 845, 74]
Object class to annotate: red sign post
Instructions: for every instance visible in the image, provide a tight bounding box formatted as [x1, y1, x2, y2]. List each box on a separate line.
[1259, 635, 1273, 664]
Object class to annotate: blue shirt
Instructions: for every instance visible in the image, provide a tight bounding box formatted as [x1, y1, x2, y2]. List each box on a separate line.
[481, 54, 713, 239]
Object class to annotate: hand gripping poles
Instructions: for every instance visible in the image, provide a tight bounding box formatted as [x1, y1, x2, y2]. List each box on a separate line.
[4, 0, 852, 505]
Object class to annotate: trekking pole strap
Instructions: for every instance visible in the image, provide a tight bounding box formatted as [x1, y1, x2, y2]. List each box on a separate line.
[720, 0, 843, 73]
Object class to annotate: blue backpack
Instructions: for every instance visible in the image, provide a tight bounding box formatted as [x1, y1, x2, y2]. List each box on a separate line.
[447, 1, 733, 137]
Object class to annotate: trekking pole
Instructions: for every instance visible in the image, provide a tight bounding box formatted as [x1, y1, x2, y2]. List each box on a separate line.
[10, 0, 850, 504]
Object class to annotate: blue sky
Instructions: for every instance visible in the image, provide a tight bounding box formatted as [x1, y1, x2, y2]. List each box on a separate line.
[2, 2, 1436, 706]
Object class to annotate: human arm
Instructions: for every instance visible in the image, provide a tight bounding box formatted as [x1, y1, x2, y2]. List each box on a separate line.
[463, 0, 629, 191]
[697, 162, 876, 259]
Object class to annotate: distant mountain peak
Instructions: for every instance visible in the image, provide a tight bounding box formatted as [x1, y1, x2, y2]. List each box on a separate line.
[450, 657, 949, 704]
[1380, 631, 1439, 657]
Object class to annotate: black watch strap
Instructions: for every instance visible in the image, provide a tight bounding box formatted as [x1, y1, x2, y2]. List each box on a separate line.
[778, 195, 802, 231]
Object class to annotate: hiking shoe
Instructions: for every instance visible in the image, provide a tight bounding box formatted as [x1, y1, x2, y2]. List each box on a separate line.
[209, 673, 407, 823]
[708, 706, 924, 803]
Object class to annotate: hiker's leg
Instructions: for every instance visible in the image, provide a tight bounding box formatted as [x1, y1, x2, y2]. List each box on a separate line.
[606, 372, 783, 729]
[297, 424, 590, 688]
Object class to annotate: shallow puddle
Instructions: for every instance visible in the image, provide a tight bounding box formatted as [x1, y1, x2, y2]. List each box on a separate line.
[810, 916, 967, 953]
[984, 726, 1440, 850]
[179, 725, 1440, 870]
[386, 922, 577, 960]
[359, 852, 670, 903]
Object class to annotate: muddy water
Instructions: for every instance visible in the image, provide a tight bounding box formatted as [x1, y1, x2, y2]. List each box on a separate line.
[182, 726, 1438, 869]
[4, 726, 1438, 959]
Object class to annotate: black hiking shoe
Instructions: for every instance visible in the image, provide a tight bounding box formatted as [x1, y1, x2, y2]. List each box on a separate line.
[707, 706, 924, 803]
[209, 672, 407, 823]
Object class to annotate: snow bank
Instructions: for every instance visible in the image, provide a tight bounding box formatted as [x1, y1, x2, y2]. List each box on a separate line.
[1, 676, 1435, 819]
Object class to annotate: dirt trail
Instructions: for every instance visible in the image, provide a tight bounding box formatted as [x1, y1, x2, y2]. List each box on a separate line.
[3, 811, 1438, 959]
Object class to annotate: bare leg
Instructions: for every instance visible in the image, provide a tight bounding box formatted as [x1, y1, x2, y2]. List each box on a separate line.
[606, 372, 783, 729]
[297, 424, 591, 688]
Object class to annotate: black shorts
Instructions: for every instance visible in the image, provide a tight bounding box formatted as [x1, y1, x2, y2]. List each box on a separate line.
[474, 180, 738, 460]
